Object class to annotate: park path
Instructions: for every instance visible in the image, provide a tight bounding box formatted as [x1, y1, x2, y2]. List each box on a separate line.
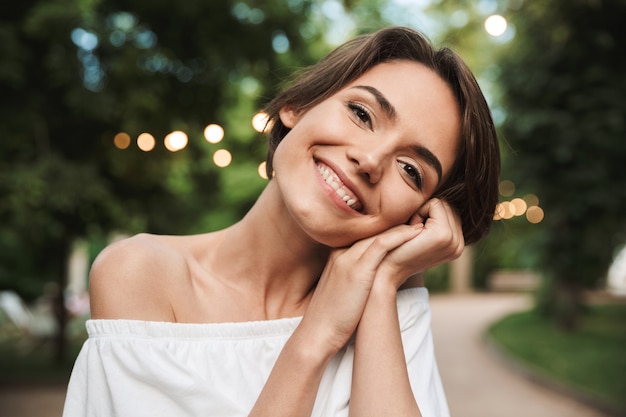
[0, 292, 612, 417]
[430, 292, 611, 417]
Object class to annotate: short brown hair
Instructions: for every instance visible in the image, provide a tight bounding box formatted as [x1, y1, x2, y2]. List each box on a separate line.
[263, 26, 500, 245]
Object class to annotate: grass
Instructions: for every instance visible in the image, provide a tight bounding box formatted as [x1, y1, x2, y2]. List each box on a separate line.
[488, 303, 626, 414]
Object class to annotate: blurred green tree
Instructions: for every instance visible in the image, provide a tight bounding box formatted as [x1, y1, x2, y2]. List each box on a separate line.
[3, 0, 512, 363]
[498, 0, 626, 328]
[0, 0, 330, 362]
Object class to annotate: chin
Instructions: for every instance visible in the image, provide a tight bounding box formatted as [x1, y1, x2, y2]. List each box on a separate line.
[306, 225, 372, 249]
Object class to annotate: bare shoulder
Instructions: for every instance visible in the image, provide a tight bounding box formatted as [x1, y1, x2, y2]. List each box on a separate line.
[89, 233, 189, 321]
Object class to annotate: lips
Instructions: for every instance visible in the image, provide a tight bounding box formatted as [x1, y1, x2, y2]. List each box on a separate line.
[316, 162, 363, 212]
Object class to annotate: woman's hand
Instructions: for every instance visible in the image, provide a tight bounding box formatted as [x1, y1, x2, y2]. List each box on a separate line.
[376, 198, 465, 290]
[299, 224, 423, 356]
[298, 198, 462, 355]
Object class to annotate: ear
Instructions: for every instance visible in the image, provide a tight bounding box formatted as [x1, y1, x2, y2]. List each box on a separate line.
[279, 106, 299, 128]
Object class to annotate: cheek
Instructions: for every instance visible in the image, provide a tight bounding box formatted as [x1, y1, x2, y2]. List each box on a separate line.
[270, 130, 301, 176]
[380, 191, 426, 226]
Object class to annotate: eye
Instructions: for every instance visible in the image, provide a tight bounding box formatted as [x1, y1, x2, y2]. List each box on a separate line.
[348, 102, 372, 128]
[398, 160, 424, 190]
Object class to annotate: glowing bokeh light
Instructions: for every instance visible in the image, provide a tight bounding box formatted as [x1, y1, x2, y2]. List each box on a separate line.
[511, 198, 527, 217]
[252, 112, 271, 133]
[523, 194, 539, 207]
[164, 130, 188, 152]
[213, 149, 232, 167]
[501, 201, 516, 219]
[494, 203, 504, 221]
[495, 194, 543, 223]
[258, 161, 268, 179]
[498, 180, 515, 197]
[204, 124, 225, 144]
[526, 206, 545, 224]
[485, 15, 508, 37]
[137, 133, 156, 152]
[113, 132, 131, 149]
[495, 201, 515, 220]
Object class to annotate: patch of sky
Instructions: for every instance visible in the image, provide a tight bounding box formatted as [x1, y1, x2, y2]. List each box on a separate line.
[272, 31, 290, 54]
[299, 22, 316, 40]
[231, 2, 249, 20]
[449, 10, 469, 28]
[476, 0, 499, 15]
[482, 64, 502, 81]
[248, 8, 265, 24]
[109, 30, 126, 47]
[71, 28, 99, 51]
[176, 66, 193, 83]
[231, 2, 265, 24]
[491, 23, 516, 43]
[491, 106, 506, 126]
[76, 48, 104, 92]
[287, 0, 305, 13]
[391, 0, 432, 7]
[71, 28, 104, 91]
[140, 53, 170, 73]
[240, 76, 260, 95]
[139, 53, 195, 82]
[110, 12, 137, 32]
[134, 28, 157, 49]
[475, 75, 507, 125]
[320, 0, 343, 19]
[381, 0, 440, 36]
[317, 0, 354, 45]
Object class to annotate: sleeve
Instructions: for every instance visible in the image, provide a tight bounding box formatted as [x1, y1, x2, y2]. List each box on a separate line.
[397, 289, 450, 417]
[309, 288, 449, 417]
[62, 337, 253, 417]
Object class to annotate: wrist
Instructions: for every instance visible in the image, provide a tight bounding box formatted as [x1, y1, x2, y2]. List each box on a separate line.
[374, 263, 415, 293]
[291, 319, 344, 364]
[370, 279, 399, 303]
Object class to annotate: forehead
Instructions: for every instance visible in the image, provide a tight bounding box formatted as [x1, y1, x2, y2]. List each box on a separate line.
[343, 60, 456, 110]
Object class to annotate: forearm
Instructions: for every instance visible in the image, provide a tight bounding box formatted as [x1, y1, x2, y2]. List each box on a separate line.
[248, 325, 334, 417]
[349, 283, 421, 417]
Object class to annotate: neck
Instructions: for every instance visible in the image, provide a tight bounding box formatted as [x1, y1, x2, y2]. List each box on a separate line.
[204, 182, 329, 316]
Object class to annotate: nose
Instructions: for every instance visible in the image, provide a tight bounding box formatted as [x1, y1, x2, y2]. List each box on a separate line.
[346, 142, 390, 184]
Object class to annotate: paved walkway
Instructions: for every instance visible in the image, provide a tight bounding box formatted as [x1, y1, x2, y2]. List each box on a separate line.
[430, 292, 611, 417]
[0, 383, 67, 417]
[0, 293, 613, 416]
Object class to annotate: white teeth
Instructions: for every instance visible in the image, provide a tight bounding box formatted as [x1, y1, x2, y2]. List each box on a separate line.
[317, 163, 361, 211]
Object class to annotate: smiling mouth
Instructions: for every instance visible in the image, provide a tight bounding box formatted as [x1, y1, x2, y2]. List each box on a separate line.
[316, 162, 363, 212]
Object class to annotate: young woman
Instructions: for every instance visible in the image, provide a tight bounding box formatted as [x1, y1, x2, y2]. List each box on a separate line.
[63, 26, 500, 417]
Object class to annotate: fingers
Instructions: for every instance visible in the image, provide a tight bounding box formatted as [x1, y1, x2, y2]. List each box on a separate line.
[381, 199, 465, 284]
[355, 224, 423, 268]
[418, 198, 464, 258]
[326, 224, 423, 286]
[303, 224, 423, 352]
[408, 211, 425, 226]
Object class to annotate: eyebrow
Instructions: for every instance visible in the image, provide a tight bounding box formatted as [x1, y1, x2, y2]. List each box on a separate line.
[415, 145, 443, 184]
[352, 84, 443, 185]
[352, 85, 397, 119]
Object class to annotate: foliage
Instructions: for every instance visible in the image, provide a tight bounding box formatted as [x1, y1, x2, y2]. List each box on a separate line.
[489, 304, 626, 414]
[497, 0, 626, 327]
[2, 0, 417, 362]
[0, 0, 331, 361]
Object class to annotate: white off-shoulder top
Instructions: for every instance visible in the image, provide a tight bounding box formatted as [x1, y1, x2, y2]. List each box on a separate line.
[63, 287, 449, 417]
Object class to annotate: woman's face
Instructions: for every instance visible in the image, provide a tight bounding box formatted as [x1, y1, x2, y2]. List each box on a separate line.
[271, 60, 461, 247]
